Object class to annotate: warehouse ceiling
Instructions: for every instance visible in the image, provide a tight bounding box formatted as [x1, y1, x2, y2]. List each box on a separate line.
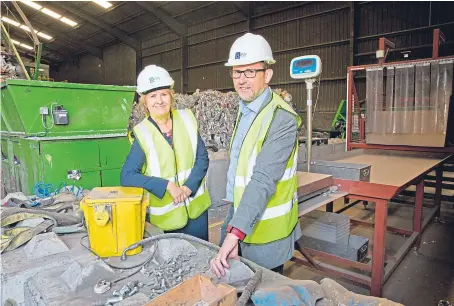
[0, 1, 272, 65]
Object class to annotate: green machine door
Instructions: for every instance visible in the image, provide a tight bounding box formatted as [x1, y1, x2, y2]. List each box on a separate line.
[37, 137, 130, 192]
[39, 140, 102, 190]
[99, 137, 130, 186]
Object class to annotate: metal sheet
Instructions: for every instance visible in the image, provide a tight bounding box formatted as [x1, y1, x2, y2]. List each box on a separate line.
[300, 234, 369, 262]
[0, 80, 135, 137]
[298, 191, 348, 216]
[333, 152, 449, 187]
[298, 160, 371, 182]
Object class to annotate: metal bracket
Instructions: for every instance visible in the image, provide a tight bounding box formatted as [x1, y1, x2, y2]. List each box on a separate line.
[67, 170, 81, 180]
[378, 37, 395, 64]
[94, 280, 111, 294]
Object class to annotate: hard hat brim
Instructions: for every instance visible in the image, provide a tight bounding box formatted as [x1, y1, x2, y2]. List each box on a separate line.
[137, 85, 172, 95]
[224, 59, 276, 67]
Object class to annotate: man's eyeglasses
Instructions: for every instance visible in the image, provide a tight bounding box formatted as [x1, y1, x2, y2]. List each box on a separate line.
[230, 69, 266, 79]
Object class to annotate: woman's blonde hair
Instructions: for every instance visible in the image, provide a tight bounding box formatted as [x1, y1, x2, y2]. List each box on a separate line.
[139, 88, 176, 115]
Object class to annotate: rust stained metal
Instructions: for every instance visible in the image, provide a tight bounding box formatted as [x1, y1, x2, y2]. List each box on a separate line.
[291, 255, 372, 288]
[350, 219, 413, 237]
[303, 247, 372, 272]
[369, 199, 387, 297]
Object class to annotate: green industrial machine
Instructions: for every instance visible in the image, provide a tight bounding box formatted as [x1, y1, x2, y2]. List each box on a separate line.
[1, 79, 136, 195]
[331, 100, 347, 139]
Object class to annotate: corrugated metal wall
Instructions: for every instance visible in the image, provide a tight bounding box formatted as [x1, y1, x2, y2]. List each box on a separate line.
[52, 1, 454, 129]
[139, 1, 355, 128]
[52, 43, 136, 86]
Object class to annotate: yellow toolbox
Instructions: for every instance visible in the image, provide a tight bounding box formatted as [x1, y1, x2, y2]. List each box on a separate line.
[80, 187, 147, 257]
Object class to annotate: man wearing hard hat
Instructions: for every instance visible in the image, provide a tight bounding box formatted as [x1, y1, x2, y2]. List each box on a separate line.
[210, 33, 302, 276]
[121, 65, 211, 240]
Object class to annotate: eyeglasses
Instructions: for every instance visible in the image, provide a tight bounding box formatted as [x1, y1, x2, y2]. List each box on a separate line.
[230, 69, 266, 79]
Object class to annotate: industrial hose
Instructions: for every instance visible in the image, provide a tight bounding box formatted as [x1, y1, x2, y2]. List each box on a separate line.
[121, 233, 262, 306]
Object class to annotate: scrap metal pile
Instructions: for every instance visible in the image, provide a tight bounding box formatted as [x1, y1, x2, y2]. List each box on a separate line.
[1, 188, 85, 253]
[1, 48, 26, 82]
[128, 88, 306, 151]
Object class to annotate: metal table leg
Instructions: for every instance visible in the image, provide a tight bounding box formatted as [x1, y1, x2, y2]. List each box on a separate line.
[413, 180, 424, 248]
[370, 199, 388, 297]
[435, 167, 443, 220]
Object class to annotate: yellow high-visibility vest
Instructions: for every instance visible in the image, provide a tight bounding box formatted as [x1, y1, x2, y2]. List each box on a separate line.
[232, 93, 301, 244]
[133, 109, 211, 231]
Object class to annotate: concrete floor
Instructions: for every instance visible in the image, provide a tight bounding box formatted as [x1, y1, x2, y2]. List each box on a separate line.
[208, 200, 454, 306]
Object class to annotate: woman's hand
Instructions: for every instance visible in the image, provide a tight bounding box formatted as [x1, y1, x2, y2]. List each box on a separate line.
[166, 181, 186, 204]
[180, 186, 192, 198]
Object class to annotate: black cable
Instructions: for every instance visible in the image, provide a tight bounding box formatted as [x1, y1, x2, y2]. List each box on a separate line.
[79, 235, 157, 272]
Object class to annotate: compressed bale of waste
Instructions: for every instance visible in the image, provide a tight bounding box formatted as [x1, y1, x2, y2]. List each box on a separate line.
[128, 88, 305, 151]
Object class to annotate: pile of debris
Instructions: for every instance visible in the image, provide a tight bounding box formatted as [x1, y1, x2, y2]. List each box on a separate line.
[128, 88, 305, 151]
[1, 188, 85, 254]
[1, 47, 27, 82]
[142, 254, 195, 299]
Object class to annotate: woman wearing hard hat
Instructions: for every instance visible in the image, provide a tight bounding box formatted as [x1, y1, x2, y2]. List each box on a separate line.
[121, 65, 211, 241]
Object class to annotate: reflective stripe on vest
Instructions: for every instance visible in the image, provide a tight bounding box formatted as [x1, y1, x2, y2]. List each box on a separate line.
[231, 93, 302, 244]
[133, 109, 211, 231]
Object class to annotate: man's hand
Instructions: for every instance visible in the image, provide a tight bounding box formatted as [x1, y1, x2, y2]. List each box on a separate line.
[180, 186, 192, 198]
[166, 181, 186, 204]
[210, 233, 240, 278]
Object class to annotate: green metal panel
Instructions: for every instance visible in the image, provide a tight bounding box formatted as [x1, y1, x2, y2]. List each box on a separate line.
[1, 116, 9, 134]
[39, 140, 101, 190]
[99, 137, 130, 187]
[18, 138, 41, 194]
[5, 138, 22, 193]
[101, 169, 122, 187]
[99, 137, 130, 168]
[1, 138, 12, 193]
[1, 83, 26, 134]
[1, 159, 11, 193]
[1, 80, 136, 195]
[1, 138, 8, 158]
[1, 80, 135, 137]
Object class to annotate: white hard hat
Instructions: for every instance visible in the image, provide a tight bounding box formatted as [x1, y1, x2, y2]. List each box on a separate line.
[225, 33, 276, 67]
[136, 65, 174, 94]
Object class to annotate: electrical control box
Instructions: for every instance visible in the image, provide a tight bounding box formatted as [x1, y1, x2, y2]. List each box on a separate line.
[52, 105, 69, 125]
[39, 107, 49, 115]
[290, 55, 322, 79]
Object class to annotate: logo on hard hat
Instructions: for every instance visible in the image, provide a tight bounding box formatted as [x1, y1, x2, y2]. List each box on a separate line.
[235, 52, 247, 59]
[149, 77, 160, 83]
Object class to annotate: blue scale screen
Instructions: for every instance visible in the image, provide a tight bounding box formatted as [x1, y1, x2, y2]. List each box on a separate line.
[291, 58, 317, 75]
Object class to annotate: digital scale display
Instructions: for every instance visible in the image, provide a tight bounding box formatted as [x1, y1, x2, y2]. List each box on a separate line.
[294, 59, 315, 68]
[290, 55, 322, 79]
